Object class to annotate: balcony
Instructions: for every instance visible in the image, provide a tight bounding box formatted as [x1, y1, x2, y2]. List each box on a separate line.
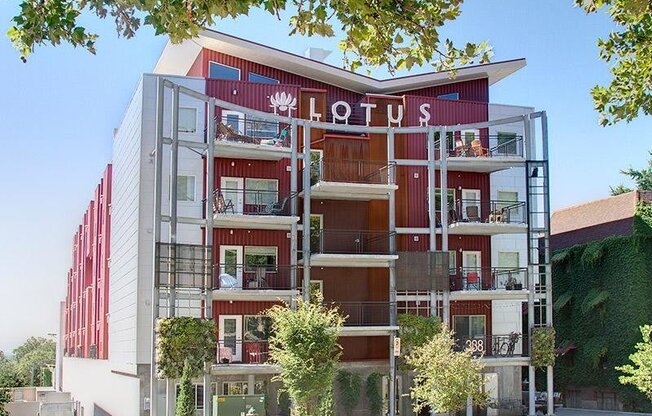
[444, 135, 526, 173]
[215, 116, 292, 161]
[447, 199, 528, 235]
[304, 159, 398, 200]
[212, 340, 279, 375]
[450, 267, 529, 300]
[213, 189, 299, 230]
[455, 333, 529, 366]
[212, 264, 298, 301]
[332, 301, 398, 336]
[303, 230, 398, 267]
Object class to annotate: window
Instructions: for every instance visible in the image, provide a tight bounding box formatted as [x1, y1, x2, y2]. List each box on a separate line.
[309, 280, 323, 303]
[248, 73, 280, 84]
[309, 150, 323, 184]
[209, 62, 240, 80]
[244, 316, 272, 341]
[310, 214, 323, 252]
[245, 116, 279, 139]
[178, 107, 197, 133]
[453, 315, 486, 339]
[221, 381, 265, 396]
[244, 246, 277, 272]
[176, 383, 204, 410]
[434, 188, 456, 211]
[244, 178, 278, 205]
[448, 251, 457, 275]
[437, 92, 460, 100]
[176, 176, 195, 202]
[461, 129, 480, 146]
[222, 110, 244, 133]
[434, 131, 454, 151]
[497, 132, 518, 155]
[498, 252, 519, 269]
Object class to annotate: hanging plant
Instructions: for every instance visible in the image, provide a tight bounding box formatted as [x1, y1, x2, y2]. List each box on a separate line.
[531, 327, 556, 367]
[366, 373, 384, 416]
[156, 317, 217, 379]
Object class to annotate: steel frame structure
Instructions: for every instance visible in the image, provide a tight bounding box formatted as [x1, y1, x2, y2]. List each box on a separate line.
[150, 77, 554, 416]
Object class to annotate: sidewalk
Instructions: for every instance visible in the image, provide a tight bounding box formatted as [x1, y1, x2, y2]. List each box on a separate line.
[556, 408, 652, 416]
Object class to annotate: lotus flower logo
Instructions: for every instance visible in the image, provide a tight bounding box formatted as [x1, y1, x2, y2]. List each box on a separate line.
[270, 92, 297, 116]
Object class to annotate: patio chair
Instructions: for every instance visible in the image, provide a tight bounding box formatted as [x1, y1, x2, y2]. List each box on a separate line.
[466, 205, 481, 222]
[455, 137, 466, 156]
[260, 196, 289, 215]
[466, 272, 480, 290]
[471, 138, 487, 157]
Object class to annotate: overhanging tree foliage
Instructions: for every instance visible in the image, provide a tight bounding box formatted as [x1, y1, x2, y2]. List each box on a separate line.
[617, 325, 652, 401]
[7, 0, 491, 71]
[266, 294, 343, 416]
[610, 151, 652, 195]
[405, 327, 487, 414]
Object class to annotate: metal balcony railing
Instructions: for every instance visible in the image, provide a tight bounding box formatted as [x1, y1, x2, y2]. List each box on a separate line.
[307, 159, 395, 185]
[441, 134, 524, 158]
[213, 264, 296, 290]
[455, 333, 529, 358]
[216, 339, 270, 365]
[329, 301, 394, 326]
[450, 267, 528, 291]
[216, 115, 291, 148]
[450, 199, 527, 225]
[307, 230, 396, 255]
[213, 189, 297, 216]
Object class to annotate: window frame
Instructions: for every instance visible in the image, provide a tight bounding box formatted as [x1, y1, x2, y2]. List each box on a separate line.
[243, 246, 278, 272]
[208, 61, 241, 81]
[437, 92, 460, 100]
[244, 178, 279, 206]
[178, 107, 198, 133]
[243, 315, 273, 341]
[221, 110, 245, 133]
[452, 315, 486, 338]
[496, 131, 519, 155]
[248, 72, 280, 84]
[176, 175, 196, 202]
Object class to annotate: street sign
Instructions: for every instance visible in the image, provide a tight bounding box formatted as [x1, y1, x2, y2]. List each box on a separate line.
[394, 337, 401, 356]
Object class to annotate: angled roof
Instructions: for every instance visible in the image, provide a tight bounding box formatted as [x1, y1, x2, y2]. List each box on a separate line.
[551, 191, 639, 236]
[154, 29, 526, 94]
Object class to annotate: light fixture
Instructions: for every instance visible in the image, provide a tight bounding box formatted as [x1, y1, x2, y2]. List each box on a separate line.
[232, 89, 238, 95]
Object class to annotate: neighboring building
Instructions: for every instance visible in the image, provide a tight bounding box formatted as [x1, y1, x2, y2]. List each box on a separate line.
[60, 30, 552, 416]
[5, 387, 78, 416]
[552, 191, 652, 412]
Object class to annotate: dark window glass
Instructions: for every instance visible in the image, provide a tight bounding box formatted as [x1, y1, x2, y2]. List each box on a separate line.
[497, 132, 518, 155]
[209, 62, 240, 80]
[437, 92, 460, 100]
[248, 73, 279, 84]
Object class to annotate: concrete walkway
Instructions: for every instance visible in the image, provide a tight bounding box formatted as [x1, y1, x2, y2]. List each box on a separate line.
[556, 408, 652, 416]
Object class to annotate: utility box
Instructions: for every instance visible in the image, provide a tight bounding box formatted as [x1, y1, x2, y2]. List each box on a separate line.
[214, 394, 266, 416]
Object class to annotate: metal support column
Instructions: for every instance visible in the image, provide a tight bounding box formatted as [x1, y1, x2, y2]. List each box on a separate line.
[388, 129, 397, 416]
[439, 127, 450, 327]
[150, 77, 166, 416]
[301, 123, 311, 302]
[427, 127, 438, 317]
[290, 120, 299, 309]
[203, 98, 216, 416]
[166, 84, 181, 416]
[524, 115, 536, 416]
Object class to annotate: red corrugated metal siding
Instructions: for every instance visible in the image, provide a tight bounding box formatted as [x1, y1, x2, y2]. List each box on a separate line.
[396, 235, 491, 267]
[212, 229, 291, 264]
[398, 78, 489, 102]
[311, 268, 370, 302]
[214, 158, 291, 196]
[213, 301, 280, 317]
[208, 79, 301, 114]
[450, 300, 493, 335]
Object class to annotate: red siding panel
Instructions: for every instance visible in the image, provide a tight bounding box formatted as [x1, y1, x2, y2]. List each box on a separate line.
[214, 158, 291, 197]
[399, 78, 489, 102]
[212, 229, 291, 265]
[213, 301, 280, 317]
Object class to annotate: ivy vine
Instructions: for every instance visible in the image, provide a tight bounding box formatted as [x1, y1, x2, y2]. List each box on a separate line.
[336, 370, 361, 416]
[531, 327, 556, 368]
[365, 372, 384, 416]
[156, 317, 217, 379]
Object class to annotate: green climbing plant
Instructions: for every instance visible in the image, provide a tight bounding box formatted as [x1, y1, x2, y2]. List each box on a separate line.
[156, 317, 217, 379]
[336, 370, 361, 416]
[365, 373, 384, 416]
[531, 327, 556, 368]
[175, 360, 195, 416]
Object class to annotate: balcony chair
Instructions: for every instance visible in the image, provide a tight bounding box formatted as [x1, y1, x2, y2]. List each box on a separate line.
[466, 205, 481, 222]
[218, 123, 261, 145]
[465, 272, 481, 290]
[260, 196, 289, 216]
[214, 193, 235, 214]
[471, 138, 487, 157]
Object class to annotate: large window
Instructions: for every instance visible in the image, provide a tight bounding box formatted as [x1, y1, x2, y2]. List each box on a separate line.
[245, 116, 279, 139]
[176, 383, 204, 411]
[437, 92, 460, 100]
[497, 132, 518, 155]
[209, 62, 240, 80]
[434, 188, 456, 211]
[248, 73, 279, 84]
[178, 107, 197, 133]
[453, 315, 486, 339]
[461, 129, 480, 146]
[176, 176, 195, 202]
[244, 246, 277, 272]
[221, 110, 244, 133]
[244, 178, 278, 205]
[244, 316, 273, 341]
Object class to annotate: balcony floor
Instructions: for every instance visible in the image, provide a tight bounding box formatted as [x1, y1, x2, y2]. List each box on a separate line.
[303, 181, 398, 201]
[444, 156, 526, 173]
[340, 326, 398, 337]
[215, 140, 291, 161]
[450, 289, 529, 301]
[482, 356, 530, 367]
[448, 222, 528, 235]
[302, 253, 399, 268]
[213, 213, 300, 230]
[212, 289, 298, 301]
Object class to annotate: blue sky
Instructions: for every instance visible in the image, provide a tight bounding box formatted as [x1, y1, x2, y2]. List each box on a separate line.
[0, 0, 650, 352]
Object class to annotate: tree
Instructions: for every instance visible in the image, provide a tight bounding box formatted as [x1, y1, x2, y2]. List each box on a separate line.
[575, 0, 652, 125]
[266, 293, 344, 416]
[0, 356, 26, 388]
[610, 151, 652, 195]
[405, 327, 487, 414]
[7, 0, 492, 72]
[0, 388, 10, 416]
[175, 361, 195, 416]
[12, 337, 55, 387]
[617, 325, 652, 400]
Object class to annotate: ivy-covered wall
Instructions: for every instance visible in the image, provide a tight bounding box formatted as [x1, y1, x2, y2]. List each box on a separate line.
[553, 206, 652, 411]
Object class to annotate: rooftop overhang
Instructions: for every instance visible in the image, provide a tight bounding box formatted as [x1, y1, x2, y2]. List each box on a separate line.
[154, 30, 526, 94]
